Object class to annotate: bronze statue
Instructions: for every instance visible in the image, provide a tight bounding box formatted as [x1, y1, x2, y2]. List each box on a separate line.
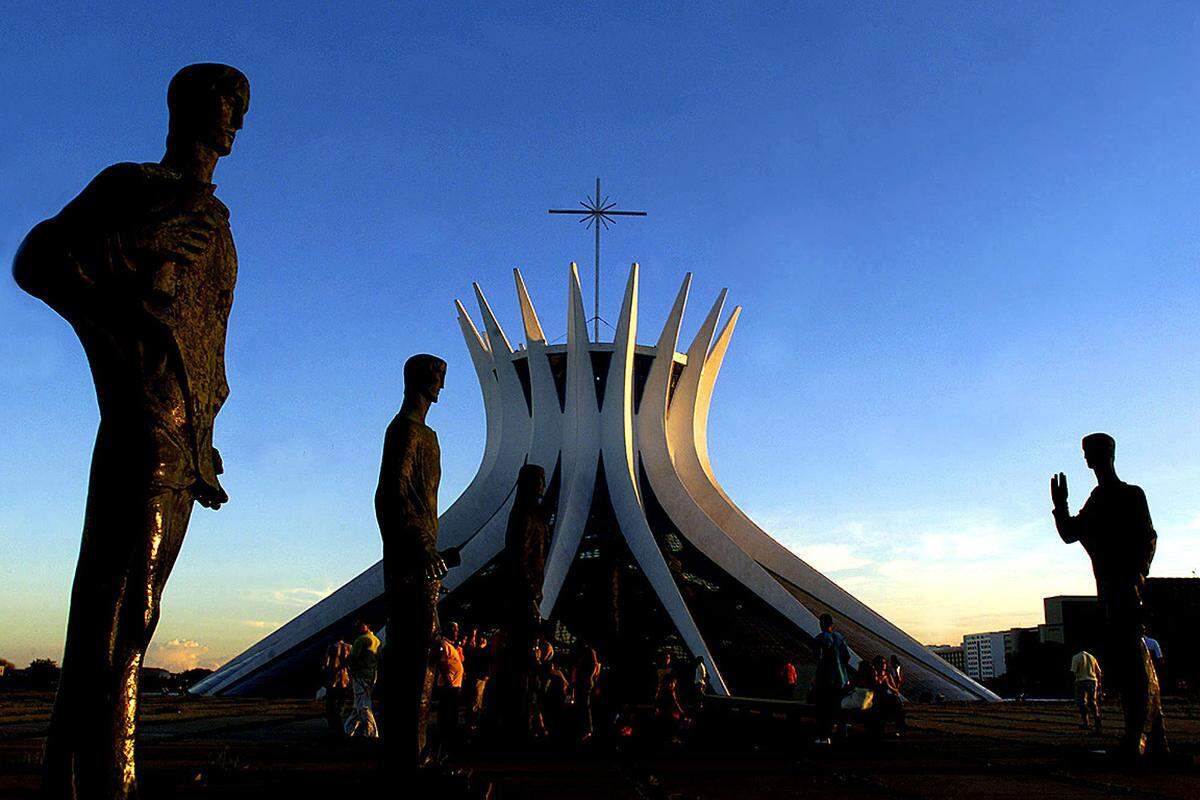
[498, 464, 549, 737]
[1052, 433, 1168, 758]
[375, 354, 454, 768]
[12, 64, 249, 799]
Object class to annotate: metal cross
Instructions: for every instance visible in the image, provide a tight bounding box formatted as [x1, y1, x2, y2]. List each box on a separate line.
[549, 178, 646, 340]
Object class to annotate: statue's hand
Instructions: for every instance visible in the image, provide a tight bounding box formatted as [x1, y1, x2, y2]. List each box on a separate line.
[130, 211, 216, 267]
[439, 546, 462, 569]
[423, 549, 448, 582]
[195, 449, 229, 509]
[1050, 472, 1068, 511]
[196, 477, 229, 510]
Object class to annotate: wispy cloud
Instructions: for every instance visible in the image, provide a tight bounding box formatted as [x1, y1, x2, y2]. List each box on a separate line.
[146, 638, 221, 672]
[257, 586, 336, 607]
[743, 505, 1099, 645]
[241, 619, 281, 630]
[798, 543, 872, 572]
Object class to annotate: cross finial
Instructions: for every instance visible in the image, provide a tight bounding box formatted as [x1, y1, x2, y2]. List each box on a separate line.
[549, 178, 646, 340]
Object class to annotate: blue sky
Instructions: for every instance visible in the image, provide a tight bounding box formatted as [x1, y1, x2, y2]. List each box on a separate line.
[2, 2, 1197, 670]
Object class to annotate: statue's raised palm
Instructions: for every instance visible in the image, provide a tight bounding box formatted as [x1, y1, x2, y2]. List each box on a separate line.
[1050, 472, 1069, 510]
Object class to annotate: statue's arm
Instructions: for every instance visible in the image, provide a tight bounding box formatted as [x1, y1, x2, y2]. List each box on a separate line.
[1134, 486, 1157, 577]
[12, 164, 143, 319]
[1052, 506, 1080, 544]
[1050, 472, 1082, 543]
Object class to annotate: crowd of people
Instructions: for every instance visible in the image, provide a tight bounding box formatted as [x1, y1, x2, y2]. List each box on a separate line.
[317, 612, 921, 754]
[810, 613, 907, 745]
[318, 619, 624, 751]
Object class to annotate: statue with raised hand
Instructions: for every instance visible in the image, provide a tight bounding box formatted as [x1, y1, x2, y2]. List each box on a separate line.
[1052, 433, 1168, 759]
[375, 353, 460, 768]
[12, 64, 249, 799]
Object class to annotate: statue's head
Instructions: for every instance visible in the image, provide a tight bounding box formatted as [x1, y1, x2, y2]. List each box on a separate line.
[517, 463, 546, 501]
[1081, 432, 1116, 469]
[403, 354, 447, 404]
[167, 63, 250, 158]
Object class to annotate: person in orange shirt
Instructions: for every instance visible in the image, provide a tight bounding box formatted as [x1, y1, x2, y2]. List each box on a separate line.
[436, 624, 465, 750]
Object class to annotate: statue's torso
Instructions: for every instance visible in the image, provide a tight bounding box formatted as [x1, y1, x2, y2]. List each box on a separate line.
[377, 416, 441, 570]
[1076, 481, 1155, 601]
[20, 162, 238, 490]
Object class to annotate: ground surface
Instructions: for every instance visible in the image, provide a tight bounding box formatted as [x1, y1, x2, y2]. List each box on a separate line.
[1, 693, 1198, 799]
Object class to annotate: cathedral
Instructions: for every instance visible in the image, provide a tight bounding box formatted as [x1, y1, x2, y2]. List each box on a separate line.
[194, 264, 996, 702]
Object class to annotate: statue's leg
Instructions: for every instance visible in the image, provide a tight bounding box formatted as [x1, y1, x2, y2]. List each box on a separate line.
[384, 576, 440, 769]
[1104, 599, 1155, 758]
[42, 423, 145, 800]
[110, 481, 193, 793]
[499, 598, 537, 740]
[419, 578, 440, 760]
[1144, 647, 1169, 755]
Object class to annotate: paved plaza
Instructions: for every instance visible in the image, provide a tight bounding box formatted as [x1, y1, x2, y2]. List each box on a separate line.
[1, 693, 1197, 799]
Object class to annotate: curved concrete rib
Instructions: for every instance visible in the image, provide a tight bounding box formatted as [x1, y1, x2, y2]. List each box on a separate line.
[601, 264, 727, 694]
[439, 290, 527, 550]
[438, 301, 503, 544]
[540, 264, 599, 616]
[513, 268, 562, 483]
[637, 284, 831, 670]
[669, 309, 995, 700]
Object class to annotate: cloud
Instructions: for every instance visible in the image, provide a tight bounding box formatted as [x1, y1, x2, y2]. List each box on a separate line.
[268, 586, 334, 607]
[241, 619, 281, 630]
[146, 638, 220, 672]
[797, 543, 872, 572]
[746, 505, 1105, 645]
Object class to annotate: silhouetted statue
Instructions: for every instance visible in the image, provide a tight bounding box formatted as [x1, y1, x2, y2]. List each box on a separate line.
[12, 64, 249, 800]
[497, 464, 549, 737]
[376, 354, 457, 769]
[1052, 433, 1168, 758]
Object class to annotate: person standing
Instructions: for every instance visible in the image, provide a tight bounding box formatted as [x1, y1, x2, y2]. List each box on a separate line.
[653, 674, 688, 744]
[436, 627, 465, 749]
[322, 641, 352, 735]
[344, 621, 380, 739]
[869, 655, 907, 736]
[693, 656, 710, 701]
[654, 652, 674, 698]
[1071, 650, 1103, 733]
[464, 628, 490, 724]
[780, 660, 799, 699]
[811, 613, 852, 746]
[574, 646, 602, 742]
[1052, 433, 1168, 758]
[888, 655, 905, 696]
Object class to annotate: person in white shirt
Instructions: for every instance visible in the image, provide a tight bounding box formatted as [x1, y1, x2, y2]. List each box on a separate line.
[1070, 650, 1102, 733]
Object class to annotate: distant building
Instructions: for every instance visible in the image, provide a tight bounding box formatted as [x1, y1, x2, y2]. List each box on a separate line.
[951, 579, 1199, 696]
[1039, 595, 1102, 654]
[930, 645, 965, 671]
[963, 632, 1008, 680]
